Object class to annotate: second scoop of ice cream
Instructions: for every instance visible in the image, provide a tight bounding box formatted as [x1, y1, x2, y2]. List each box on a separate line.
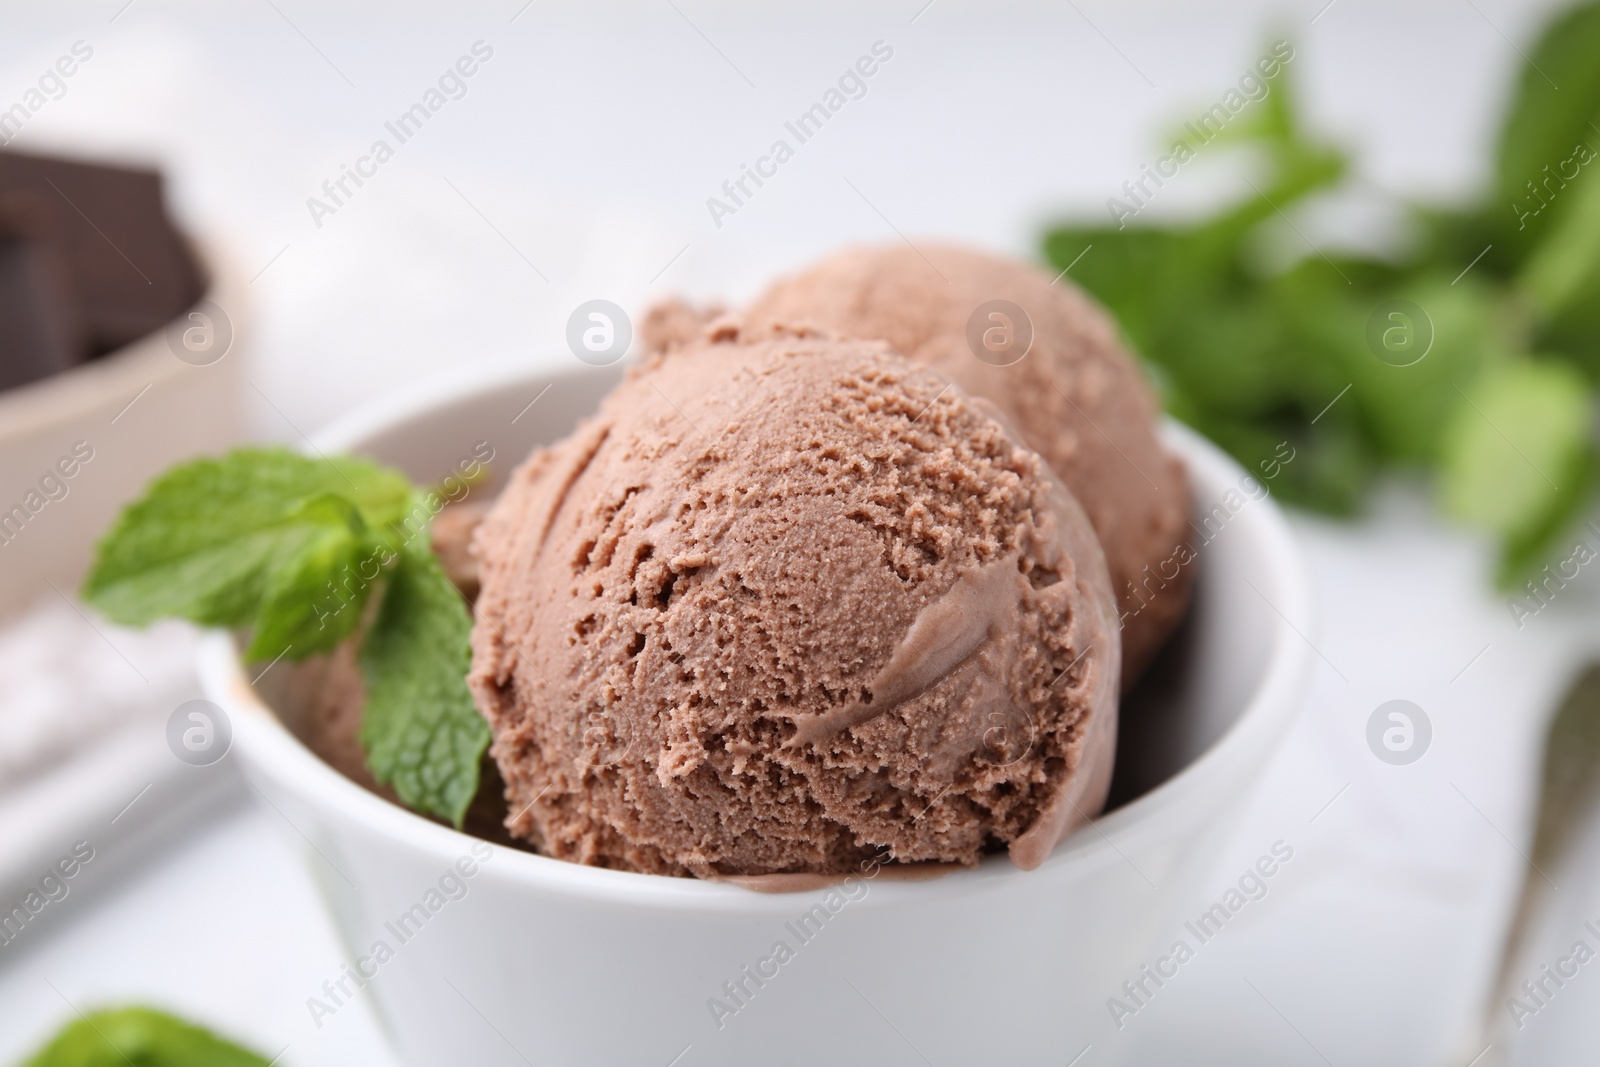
[742, 244, 1193, 683]
[469, 333, 1119, 878]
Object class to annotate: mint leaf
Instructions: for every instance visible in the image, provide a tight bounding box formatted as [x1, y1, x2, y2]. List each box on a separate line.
[22, 1007, 270, 1067]
[246, 519, 369, 662]
[1491, 0, 1600, 261]
[1520, 163, 1600, 319]
[1496, 447, 1595, 588]
[1341, 273, 1506, 465]
[359, 533, 489, 827]
[82, 449, 410, 660]
[1439, 360, 1592, 583]
[85, 449, 490, 826]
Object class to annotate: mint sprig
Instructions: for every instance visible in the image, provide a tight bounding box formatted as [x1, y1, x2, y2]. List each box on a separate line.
[82, 448, 489, 826]
[22, 1006, 271, 1067]
[1041, 2, 1600, 587]
[1440, 361, 1596, 585]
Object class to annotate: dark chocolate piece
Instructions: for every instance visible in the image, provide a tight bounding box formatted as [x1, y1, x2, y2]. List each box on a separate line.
[0, 149, 204, 358]
[0, 190, 82, 391]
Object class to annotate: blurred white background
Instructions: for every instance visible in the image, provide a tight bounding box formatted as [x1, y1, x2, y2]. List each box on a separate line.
[0, 0, 1562, 433]
[3, 1, 1599, 1065]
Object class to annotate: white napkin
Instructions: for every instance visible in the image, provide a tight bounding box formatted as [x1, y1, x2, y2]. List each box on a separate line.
[0, 596, 198, 792]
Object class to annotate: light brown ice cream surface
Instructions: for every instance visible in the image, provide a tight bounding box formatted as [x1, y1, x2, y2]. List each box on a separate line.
[468, 332, 1118, 878]
[638, 296, 725, 356]
[430, 499, 490, 601]
[739, 244, 1193, 682]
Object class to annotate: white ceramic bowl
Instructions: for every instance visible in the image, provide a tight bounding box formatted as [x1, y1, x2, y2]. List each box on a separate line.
[199, 362, 1312, 1067]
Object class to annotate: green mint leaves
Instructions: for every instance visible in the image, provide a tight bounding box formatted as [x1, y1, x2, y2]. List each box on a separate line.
[1042, 6, 1600, 587]
[83, 448, 489, 827]
[22, 1007, 271, 1067]
[82, 449, 410, 659]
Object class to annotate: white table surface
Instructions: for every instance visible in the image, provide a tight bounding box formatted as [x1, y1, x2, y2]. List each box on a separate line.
[2, 3, 1598, 1064]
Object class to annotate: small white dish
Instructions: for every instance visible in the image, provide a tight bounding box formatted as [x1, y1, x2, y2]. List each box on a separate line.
[199, 361, 1312, 1067]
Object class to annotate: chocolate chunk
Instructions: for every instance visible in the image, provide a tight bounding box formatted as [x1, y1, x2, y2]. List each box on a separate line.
[0, 190, 82, 391]
[0, 149, 204, 358]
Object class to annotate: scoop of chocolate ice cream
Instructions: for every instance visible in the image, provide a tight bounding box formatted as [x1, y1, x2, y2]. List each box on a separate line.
[740, 244, 1193, 682]
[637, 296, 725, 356]
[468, 332, 1118, 877]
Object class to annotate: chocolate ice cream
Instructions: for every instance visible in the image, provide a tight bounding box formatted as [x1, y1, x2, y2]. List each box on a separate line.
[431, 499, 491, 600]
[638, 296, 724, 357]
[740, 245, 1192, 681]
[468, 332, 1118, 877]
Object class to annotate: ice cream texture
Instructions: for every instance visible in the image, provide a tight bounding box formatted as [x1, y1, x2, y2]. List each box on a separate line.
[468, 333, 1119, 877]
[741, 244, 1193, 681]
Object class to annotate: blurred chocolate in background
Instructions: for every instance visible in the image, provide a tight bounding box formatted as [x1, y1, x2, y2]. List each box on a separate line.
[0, 150, 203, 392]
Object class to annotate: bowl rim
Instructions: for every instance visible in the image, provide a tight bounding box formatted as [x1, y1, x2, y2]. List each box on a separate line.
[199, 358, 1314, 912]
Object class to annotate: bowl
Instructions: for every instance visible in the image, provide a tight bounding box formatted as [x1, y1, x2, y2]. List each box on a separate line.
[197, 361, 1312, 1066]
